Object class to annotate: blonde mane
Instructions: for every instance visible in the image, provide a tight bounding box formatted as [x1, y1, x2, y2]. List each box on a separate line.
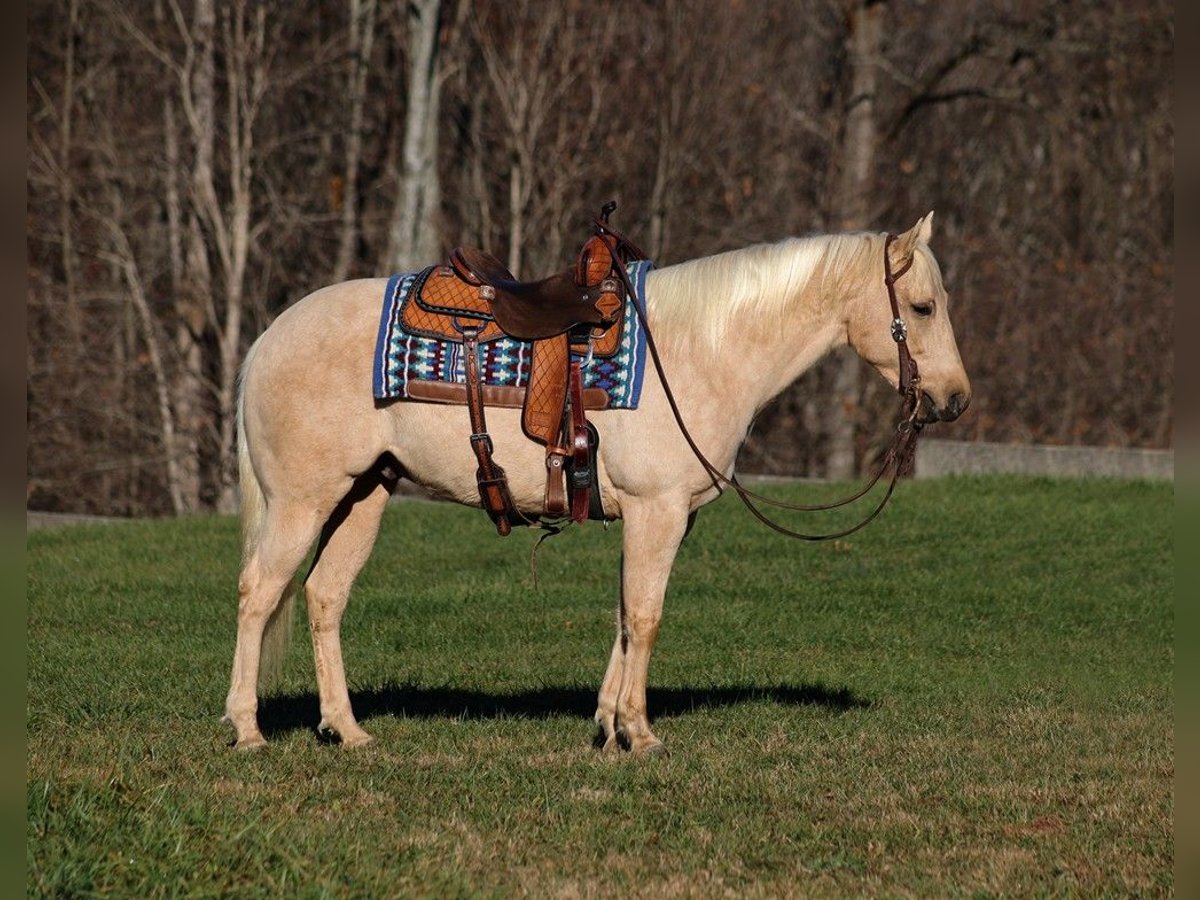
[646, 232, 885, 348]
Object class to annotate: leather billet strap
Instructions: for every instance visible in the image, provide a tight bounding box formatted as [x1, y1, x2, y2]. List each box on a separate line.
[462, 327, 518, 536]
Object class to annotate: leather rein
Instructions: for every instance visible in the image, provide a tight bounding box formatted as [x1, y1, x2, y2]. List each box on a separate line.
[599, 223, 924, 541]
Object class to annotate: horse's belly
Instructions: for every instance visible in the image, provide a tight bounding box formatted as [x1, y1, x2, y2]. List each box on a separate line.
[386, 401, 566, 513]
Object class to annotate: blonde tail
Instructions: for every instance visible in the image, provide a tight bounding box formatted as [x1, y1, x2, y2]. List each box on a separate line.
[236, 340, 295, 689]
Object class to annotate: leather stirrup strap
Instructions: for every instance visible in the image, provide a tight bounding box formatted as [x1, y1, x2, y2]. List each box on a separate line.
[463, 327, 514, 536]
[544, 449, 568, 519]
[568, 361, 591, 523]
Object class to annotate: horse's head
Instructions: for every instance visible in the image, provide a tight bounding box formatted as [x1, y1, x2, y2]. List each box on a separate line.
[846, 212, 971, 424]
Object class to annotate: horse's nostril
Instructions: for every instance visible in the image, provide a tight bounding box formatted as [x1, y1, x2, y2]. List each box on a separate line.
[945, 392, 969, 420]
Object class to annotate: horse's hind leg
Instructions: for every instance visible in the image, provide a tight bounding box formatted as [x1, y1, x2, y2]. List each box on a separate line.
[304, 468, 396, 747]
[225, 503, 325, 749]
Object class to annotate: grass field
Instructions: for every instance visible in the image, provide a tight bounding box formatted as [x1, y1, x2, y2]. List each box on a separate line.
[27, 476, 1172, 897]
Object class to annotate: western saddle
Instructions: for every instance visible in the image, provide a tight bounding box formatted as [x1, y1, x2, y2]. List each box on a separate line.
[399, 203, 643, 535]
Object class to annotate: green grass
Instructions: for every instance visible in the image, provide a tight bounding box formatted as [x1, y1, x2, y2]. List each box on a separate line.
[28, 476, 1172, 897]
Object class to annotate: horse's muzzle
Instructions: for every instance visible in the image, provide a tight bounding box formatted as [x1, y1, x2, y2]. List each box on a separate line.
[942, 391, 969, 421]
[920, 390, 970, 424]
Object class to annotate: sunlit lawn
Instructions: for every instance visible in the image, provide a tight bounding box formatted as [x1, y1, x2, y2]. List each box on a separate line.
[28, 476, 1172, 896]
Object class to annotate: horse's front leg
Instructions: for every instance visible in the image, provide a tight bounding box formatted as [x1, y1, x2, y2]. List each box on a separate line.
[595, 496, 690, 756]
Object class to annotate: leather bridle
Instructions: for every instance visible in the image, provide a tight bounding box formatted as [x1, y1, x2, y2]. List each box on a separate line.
[883, 232, 921, 419]
[600, 224, 924, 541]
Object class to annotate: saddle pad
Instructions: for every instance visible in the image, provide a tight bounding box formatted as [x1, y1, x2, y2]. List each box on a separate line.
[373, 260, 654, 409]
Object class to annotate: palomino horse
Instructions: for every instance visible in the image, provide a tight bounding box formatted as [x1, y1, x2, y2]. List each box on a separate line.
[224, 212, 970, 754]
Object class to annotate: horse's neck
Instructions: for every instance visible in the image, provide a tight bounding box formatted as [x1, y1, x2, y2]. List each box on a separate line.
[644, 246, 852, 416]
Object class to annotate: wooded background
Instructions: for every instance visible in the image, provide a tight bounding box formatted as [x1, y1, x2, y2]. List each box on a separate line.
[27, 0, 1173, 516]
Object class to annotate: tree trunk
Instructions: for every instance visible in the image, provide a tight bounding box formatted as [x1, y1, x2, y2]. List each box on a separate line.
[646, 3, 689, 262]
[385, 0, 442, 273]
[507, 153, 524, 275]
[827, 0, 884, 480]
[331, 0, 378, 283]
[98, 197, 187, 516]
[473, 1, 571, 277]
[172, 0, 219, 513]
[465, 85, 493, 248]
[214, 1, 267, 513]
[59, 0, 81, 349]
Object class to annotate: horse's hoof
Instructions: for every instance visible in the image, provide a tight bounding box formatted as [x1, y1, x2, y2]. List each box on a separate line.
[340, 731, 375, 749]
[601, 733, 622, 755]
[318, 716, 373, 748]
[234, 734, 268, 751]
[633, 739, 669, 759]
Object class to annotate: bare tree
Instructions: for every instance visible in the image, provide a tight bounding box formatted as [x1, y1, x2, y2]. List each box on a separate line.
[95, 193, 188, 515]
[106, 0, 272, 510]
[331, 0, 378, 283]
[825, 0, 885, 480]
[384, 0, 443, 273]
[175, 0, 270, 510]
[469, 0, 558, 275]
[58, 0, 82, 348]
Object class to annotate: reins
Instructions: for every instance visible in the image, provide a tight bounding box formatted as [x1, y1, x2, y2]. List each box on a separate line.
[597, 221, 924, 541]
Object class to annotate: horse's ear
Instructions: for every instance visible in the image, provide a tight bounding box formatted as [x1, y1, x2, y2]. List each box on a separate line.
[917, 210, 934, 245]
[890, 211, 934, 268]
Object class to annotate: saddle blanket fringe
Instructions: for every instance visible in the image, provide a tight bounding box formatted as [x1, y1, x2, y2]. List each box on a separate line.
[373, 260, 653, 409]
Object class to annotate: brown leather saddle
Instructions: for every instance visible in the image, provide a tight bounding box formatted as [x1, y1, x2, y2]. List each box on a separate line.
[400, 204, 642, 535]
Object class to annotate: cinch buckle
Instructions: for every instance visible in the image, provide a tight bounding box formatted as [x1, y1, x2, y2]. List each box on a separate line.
[891, 317, 907, 343]
[570, 465, 591, 489]
[469, 432, 494, 455]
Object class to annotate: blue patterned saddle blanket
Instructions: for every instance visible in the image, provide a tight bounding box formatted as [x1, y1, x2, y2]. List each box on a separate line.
[373, 260, 653, 409]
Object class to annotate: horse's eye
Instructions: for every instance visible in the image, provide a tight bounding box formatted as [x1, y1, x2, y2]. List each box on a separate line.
[911, 301, 935, 318]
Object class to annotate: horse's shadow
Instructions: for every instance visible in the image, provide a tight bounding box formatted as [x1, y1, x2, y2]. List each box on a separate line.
[258, 681, 871, 740]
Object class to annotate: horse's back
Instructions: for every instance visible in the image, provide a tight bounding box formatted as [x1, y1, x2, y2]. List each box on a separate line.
[254, 278, 388, 362]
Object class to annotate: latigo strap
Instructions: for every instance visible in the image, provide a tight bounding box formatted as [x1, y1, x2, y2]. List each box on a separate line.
[567, 361, 592, 523]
